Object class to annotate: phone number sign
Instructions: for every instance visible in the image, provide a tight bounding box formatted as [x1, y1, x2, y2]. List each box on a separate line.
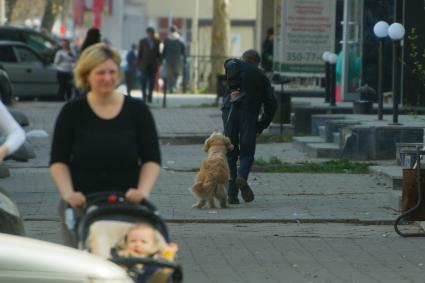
[275, 0, 336, 76]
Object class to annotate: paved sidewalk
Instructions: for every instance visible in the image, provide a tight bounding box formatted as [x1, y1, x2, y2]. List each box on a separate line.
[3, 100, 425, 283]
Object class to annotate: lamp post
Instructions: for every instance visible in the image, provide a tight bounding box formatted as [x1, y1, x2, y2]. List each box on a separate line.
[322, 51, 331, 103]
[373, 21, 389, 120]
[388, 22, 405, 124]
[327, 53, 338, 107]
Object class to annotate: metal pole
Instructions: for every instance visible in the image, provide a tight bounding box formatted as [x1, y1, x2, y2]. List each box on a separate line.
[163, 79, 167, 108]
[191, 0, 199, 93]
[377, 38, 384, 120]
[341, 0, 350, 101]
[325, 62, 330, 103]
[330, 63, 336, 106]
[280, 83, 284, 135]
[392, 40, 400, 124]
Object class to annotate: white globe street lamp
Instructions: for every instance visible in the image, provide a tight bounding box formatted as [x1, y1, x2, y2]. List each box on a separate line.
[373, 21, 389, 120]
[326, 52, 338, 106]
[322, 51, 331, 62]
[388, 23, 405, 41]
[327, 53, 338, 64]
[388, 22, 405, 124]
[373, 21, 389, 38]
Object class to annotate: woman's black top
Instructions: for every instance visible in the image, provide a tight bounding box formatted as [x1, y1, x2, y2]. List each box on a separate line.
[50, 95, 161, 195]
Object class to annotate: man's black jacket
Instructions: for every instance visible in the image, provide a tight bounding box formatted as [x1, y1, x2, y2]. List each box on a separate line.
[223, 58, 277, 132]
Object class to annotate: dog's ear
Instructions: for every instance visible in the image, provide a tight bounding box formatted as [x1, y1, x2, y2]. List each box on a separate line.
[203, 137, 211, 152]
[225, 137, 234, 151]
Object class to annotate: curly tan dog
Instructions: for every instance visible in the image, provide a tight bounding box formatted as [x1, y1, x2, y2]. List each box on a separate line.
[192, 132, 234, 209]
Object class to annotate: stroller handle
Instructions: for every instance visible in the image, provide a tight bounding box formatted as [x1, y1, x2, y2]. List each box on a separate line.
[66, 191, 158, 212]
[111, 256, 183, 283]
[111, 256, 180, 269]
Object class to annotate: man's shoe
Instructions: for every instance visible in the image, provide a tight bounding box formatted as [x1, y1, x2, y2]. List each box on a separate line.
[228, 196, 240, 204]
[236, 177, 254, 202]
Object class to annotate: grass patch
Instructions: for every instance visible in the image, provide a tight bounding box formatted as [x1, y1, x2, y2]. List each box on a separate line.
[253, 158, 374, 174]
[256, 134, 292, 143]
[180, 102, 219, 108]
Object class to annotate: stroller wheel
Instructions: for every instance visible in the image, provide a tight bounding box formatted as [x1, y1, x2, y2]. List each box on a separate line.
[172, 266, 183, 283]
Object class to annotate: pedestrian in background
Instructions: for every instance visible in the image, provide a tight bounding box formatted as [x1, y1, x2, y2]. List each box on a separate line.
[261, 27, 274, 74]
[222, 49, 277, 204]
[125, 44, 138, 96]
[0, 101, 25, 163]
[50, 43, 161, 245]
[80, 27, 101, 54]
[74, 28, 102, 98]
[137, 27, 160, 103]
[54, 39, 76, 101]
[162, 26, 186, 93]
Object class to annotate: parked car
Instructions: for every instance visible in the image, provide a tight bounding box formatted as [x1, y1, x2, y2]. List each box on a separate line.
[0, 26, 60, 62]
[0, 41, 59, 100]
[0, 233, 131, 283]
[0, 68, 12, 105]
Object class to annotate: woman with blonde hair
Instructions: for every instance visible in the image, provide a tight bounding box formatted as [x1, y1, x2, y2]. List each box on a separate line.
[50, 43, 161, 244]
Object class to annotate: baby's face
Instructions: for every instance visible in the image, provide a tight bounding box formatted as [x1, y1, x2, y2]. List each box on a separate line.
[126, 228, 157, 256]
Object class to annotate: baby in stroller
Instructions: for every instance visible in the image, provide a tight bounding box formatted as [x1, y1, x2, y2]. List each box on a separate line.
[113, 223, 178, 283]
[116, 223, 167, 258]
[68, 192, 182, 283]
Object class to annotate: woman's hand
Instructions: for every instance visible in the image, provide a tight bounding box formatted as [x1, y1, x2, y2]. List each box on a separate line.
[125, 188, 149, 204]
[63, 191, 86, 208]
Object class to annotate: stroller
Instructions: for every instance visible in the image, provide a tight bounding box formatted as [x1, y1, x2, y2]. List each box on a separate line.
[65, 191, 183, 283]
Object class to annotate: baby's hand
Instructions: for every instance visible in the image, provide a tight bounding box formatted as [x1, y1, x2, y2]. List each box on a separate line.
[161, 243, 178, 261]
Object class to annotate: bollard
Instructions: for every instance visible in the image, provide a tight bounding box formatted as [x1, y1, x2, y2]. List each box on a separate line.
[322, 51, 331, 103]
[327, 53, 338, 106]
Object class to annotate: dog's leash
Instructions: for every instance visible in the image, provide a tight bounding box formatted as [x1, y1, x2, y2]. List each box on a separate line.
[223, 103, 233, 137]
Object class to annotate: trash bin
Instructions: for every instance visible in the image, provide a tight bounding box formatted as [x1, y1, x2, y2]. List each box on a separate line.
[216, 74, 227, 101]
[353, 100, 373, 114]
[272, 90, 291, 124]
[353, 85, 376, 114]
[396, 143, 424, 166]
[400, 148, 425, 220]
[357, 84, 377, 101]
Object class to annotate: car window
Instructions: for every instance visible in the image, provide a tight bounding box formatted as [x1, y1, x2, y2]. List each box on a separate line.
[25, 32, 56, 51]
[15, 46, 41, 63]
[0, 29, 22, 42]
[0, 46, 17, 63]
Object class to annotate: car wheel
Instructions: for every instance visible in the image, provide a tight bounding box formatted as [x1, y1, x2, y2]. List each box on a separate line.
[0, 76, 12, 106]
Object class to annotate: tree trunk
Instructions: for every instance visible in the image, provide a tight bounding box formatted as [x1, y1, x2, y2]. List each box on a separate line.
[9, 0, 46, 26]
[41, 0, 63, 34]
[209, 0, 230, 93]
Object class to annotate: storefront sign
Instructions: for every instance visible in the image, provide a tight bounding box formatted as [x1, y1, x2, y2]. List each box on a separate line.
[274, 0, 336, 76]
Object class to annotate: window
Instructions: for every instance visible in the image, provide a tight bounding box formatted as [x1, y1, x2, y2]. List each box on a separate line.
[25, 32, 56, 52]
[0, 46, 17, 63]
[0, 29, 22, 42]
[15, 46, 41, 63]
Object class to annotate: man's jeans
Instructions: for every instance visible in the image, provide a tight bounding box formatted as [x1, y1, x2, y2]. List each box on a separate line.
[222, 105, 257, 197]
[166, 61, 182, 93]
[140, 66, 156, 102]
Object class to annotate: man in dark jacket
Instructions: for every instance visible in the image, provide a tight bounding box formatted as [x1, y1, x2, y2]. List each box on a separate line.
[162, 26, 186, 93]
[222, 49, 277, 204]
[138, 27, 160, 103]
